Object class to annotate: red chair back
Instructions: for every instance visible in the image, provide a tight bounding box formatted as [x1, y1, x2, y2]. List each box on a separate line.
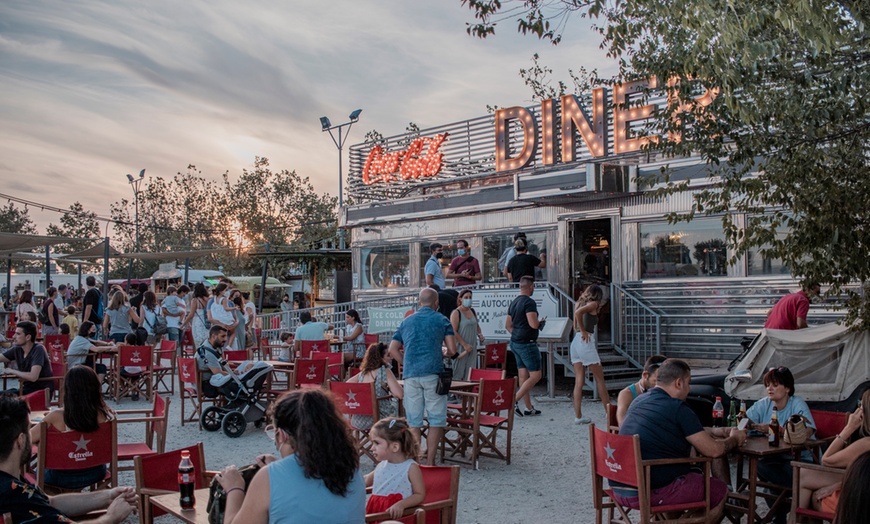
[154, 394, 168, 437]
[606, 403, 619, 432]
[136, 443, 206, 491]
[295, 358, 328, 387]
[590, 424, 642, 487]
[158, 339, 177, 352]
[181, 330, 195, 354]
[811, 409, 848, 440]
[468, 368, 505, 381]
[311, 351, 343, 366]
[477, 378, 516, 413]
[39, 420, 116, 471]
[223, 349, 249, 362]
[45, 334, 69, 354]
[177, 357, 197, 387]
[329, 381, 377, 417]
[119, 345, 153, 368]
[418, 465, 460, 524]
[270, 316, 280, 330]
[22, 389, 49, 411]
[364, 333, 379, 346]
[483, 342, 507, 368]
[299, 340, 327, 359]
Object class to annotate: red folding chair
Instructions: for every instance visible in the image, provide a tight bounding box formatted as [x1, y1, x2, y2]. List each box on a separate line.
[152, 339, 177, 395]
[294, 357, 328, 389]
[298, 339, 328, 359]
[223, 349, 251, 363]
[177, 357, 219, 429]
[134, 443, 214, 524]
[364, 333, 379, 346]
[481, 342, 507, 370]
[311, 351, 344, 381]
[181, 329, 195, 356]
[22, 389, 49, 411]
[115, 345, 154, 402]
[365, 465, 461, 524]
[44, 334, 70, 357]
[36, 419, 118, 493]
[588, 423, 712, 523]
[329, 381, 379, 462]
[116, 395, 171, 471]
[442, 377, 516, 469]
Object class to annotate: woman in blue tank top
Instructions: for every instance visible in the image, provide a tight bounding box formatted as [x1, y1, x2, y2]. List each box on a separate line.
[216, 389, 366, 524]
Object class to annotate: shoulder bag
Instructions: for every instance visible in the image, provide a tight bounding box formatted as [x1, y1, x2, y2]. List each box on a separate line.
[207, 463, 260, 524]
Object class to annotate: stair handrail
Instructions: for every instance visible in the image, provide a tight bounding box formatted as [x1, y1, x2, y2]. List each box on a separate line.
[610, 282, 662, 368]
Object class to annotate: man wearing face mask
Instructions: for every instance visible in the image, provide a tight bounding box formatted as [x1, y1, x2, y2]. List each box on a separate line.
[446, 239, 481, 288]
[424, 242, 446, 289]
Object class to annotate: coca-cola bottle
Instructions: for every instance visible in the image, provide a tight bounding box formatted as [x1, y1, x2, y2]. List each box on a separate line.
[178, 450, 195, 509]
[712, 397, 725, 428]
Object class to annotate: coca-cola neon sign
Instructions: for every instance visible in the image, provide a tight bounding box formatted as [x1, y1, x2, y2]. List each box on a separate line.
[362, 133, 448, 185]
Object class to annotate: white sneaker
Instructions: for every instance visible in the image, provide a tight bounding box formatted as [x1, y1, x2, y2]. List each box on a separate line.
[574, 416, 592, 425]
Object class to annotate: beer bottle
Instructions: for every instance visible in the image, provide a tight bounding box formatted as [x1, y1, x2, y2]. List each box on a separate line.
[768, 407, 780, 447]
[737, 400, 748, 422]
[712, 397, 725, 428]
[727, 399, 738, 427]
[178, 450, 196, 509]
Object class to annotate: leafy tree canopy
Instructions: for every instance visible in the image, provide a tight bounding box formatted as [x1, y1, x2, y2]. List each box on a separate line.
[0, 202, 37, 235]
[46, 202, 101, 273]
[462, 0, 870, 326]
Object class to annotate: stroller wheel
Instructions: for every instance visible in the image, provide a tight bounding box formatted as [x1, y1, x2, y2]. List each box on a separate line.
[201, 406, 223, 432]
[222, 411, 247, 438]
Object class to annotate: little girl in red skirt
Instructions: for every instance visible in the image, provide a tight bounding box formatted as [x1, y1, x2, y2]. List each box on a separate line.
[365, 418, 425, 522]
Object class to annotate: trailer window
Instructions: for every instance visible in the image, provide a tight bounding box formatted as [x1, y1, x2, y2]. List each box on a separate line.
[360, 245, 411, 289]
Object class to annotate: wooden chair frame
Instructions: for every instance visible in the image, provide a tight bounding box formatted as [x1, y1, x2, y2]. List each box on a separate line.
[114, 345, 154, 402]
[152, 339, 177, 395]
[329, 381, 380, 462]
[788, 461, 843, 524]
[116, 395, 171, 471]
[177, 357, 219, 429]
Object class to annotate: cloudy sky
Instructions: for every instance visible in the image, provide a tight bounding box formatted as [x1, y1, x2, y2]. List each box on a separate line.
[0, 1, 614, 232]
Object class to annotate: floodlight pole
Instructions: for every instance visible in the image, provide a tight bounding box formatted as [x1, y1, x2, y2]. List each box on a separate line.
[126, 169, 146, 286]
[321, 111, 361, 250]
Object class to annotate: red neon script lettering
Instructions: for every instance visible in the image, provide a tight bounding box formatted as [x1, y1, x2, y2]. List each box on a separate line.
[362, 133, 448, 185]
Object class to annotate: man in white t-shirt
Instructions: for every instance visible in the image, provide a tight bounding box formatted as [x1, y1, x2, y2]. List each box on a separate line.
[293, 311, 334, 356]
[161, 286, 187, 343]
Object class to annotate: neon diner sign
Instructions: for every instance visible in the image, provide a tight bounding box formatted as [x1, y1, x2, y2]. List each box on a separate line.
[362, 133, 449, 185]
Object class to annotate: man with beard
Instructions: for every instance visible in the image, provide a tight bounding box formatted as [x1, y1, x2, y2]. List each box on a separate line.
[0, 393, 137, 522]
[195, 325, 268, 398]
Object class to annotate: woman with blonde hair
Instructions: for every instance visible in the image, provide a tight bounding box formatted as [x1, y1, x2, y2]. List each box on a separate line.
[103, 290, 140, 344]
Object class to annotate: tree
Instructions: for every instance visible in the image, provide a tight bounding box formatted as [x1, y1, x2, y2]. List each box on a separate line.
[0, 202, 36, 234]
[463, 0, 870, 326]
[46, 202, 102, 273]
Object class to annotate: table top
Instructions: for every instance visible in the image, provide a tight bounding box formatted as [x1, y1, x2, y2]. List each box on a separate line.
[29, 410, 52, 426]
[149, 488, 211, 524]
[737, 436, 823, 456]
[261, 360, 295, 369]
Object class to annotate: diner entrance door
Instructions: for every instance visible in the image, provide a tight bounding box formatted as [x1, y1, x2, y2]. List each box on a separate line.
[569, 218, 613, 343]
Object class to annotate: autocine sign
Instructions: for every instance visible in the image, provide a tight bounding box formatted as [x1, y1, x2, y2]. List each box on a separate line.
[360, 77, 715, 185]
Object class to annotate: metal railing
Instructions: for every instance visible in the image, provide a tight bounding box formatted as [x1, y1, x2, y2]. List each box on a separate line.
[610, 282, 663, 368]
[258, 292, 420, 342]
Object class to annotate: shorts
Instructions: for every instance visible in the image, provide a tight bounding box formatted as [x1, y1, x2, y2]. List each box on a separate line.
[510, 341, 542, 372]
[570, 331, 601, 365]
[403, 374, 447, 428]
[612, 472, 728, 509]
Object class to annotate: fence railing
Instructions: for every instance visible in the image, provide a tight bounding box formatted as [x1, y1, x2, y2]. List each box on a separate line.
[610, 282, 663, 368]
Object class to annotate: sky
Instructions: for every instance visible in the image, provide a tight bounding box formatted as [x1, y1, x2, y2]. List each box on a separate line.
[0, 1, 615, 233]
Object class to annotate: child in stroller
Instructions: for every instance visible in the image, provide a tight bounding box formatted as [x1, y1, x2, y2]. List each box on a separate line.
[199, 351, 274, 438]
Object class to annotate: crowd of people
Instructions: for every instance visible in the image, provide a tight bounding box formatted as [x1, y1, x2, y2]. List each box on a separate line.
[3, 265, 870, 523]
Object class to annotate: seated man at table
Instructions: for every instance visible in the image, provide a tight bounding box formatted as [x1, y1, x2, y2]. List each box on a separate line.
[0, 321, 54, 397]
[615, 359, 747, 523]
[293, 311, 334, 356]
[0, 393, 137, 523]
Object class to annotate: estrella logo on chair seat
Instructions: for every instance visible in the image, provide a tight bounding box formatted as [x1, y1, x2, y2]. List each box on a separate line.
[603, 442, 622, 473]
[344, 391, 360, 410]
[493, 387, 505, 406]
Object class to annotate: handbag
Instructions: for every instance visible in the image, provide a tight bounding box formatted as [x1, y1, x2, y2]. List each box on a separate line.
[783, 414, 813, 445]
[435, 360, 453, 396]
[207, 463, 260, 524]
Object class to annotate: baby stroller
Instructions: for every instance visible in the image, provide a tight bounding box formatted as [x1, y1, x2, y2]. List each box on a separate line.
[200, 359, 274, 438]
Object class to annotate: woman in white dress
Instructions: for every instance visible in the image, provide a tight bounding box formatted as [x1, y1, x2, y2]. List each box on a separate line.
[570, 285, 610, 424]
[181, 283, 210, 348]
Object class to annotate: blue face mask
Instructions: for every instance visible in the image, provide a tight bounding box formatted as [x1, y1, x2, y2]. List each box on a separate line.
[457, 249, 466, 256]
